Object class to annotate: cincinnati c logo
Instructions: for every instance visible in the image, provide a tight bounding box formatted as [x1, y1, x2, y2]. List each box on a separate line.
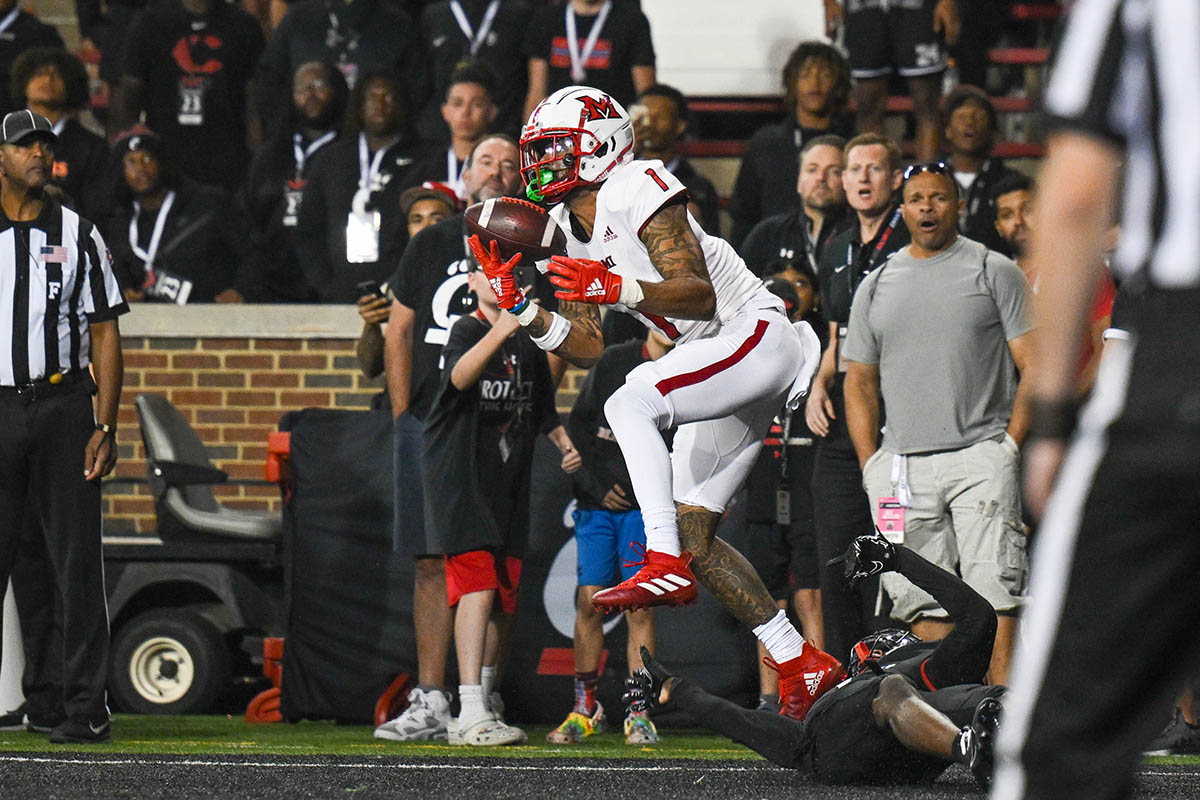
[579, 94, 619, 122]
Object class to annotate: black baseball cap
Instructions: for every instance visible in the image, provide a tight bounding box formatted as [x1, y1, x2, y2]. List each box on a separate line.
[1, 109, 56, 146]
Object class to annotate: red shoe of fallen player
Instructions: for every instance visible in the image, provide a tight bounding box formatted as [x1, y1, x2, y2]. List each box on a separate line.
[591, 546, 698, 612]
[768, 647, 846, 722]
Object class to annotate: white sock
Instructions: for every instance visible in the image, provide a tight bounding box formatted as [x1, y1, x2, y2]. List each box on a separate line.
[752, 610, 807, 663]
[604, 381, 680, 556]
[480, 666, 496, 699]
[642, 506, 681, 556]
[458, 684, 486, 722]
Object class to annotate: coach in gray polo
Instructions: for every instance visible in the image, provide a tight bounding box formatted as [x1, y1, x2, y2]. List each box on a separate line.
[842, 162, 1033, 686]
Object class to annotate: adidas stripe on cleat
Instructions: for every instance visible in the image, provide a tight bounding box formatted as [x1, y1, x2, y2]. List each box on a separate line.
[592, 548, 698, 612]
[768, 646, 846, 722]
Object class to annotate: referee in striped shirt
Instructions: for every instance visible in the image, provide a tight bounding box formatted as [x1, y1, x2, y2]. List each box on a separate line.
[993, 2, 1200, 798]
[0, 109, 126, 744]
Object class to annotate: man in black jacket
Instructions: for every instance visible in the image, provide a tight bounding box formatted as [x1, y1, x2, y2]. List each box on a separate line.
[11, 48, 108, 222]
[294, 69, 426, 303]
[626, 532, 1004, 787]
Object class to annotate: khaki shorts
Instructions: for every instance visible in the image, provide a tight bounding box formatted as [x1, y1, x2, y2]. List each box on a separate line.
[862, 434, 1028, 623]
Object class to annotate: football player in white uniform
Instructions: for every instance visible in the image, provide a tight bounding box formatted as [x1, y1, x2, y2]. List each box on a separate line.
[468, 86, 843, 721]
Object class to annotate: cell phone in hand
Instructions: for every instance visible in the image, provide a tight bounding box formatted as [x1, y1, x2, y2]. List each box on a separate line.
[355, 279, 384, 299]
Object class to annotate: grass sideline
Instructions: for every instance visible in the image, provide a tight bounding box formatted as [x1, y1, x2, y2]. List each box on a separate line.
[0, 715, 758, 760]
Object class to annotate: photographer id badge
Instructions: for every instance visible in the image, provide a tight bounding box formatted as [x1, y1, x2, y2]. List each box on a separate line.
[876, 497, 905, 544]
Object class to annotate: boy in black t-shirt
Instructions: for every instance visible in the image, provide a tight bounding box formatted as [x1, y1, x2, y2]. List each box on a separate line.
[421, 259, 580, 746]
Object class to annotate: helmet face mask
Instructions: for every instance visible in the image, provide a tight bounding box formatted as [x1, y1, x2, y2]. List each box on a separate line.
[848, 629, 921, 677]
[520, 86, 634, 203]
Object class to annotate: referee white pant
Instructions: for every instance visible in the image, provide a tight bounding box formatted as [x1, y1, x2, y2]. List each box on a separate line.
[603, 302, 819, 553]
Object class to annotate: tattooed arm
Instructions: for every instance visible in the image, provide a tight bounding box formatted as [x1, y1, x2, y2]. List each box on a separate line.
[633, 203, 716, 320]
[525, 299, 604, 368]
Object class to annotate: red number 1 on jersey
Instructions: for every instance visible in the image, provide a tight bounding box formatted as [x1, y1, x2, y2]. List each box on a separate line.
[644, 168, 669, 191]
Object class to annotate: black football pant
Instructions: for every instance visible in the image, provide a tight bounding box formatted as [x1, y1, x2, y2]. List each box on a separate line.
[994, 288, 1200, 800]
[671, 678, 809, 769]
[812, 433, 879, 665]
[0, 384, 109, 722]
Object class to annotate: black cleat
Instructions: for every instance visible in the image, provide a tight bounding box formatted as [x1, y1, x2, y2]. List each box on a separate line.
[26, 709, 66, 734]
[623, 646, 675, 713]
[0, 704, 27, 731]
[967, 696, 1003, 789]
[48, 716, 111, 744]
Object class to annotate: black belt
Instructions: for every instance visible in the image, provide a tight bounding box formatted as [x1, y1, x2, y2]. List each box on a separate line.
[0, 370, 89, 402]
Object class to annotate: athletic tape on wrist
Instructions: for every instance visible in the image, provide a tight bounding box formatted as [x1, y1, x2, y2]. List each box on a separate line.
[530, 311, 570, 351]
[514, 301, 538, 326]
[618, 278, 644, 308]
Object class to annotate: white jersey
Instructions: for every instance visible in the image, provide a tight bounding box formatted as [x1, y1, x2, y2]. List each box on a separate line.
[546, 159, 772, 343]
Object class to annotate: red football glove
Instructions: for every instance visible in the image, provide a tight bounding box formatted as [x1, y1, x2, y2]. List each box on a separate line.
[467, 234, 526, 311]
[547, 255, 623, 304]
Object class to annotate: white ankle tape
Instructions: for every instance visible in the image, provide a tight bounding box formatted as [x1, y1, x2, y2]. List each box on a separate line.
[530, 311, 570, 351]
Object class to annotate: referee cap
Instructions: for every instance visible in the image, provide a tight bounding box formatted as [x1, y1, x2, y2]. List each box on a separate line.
[1, 109, 56, 146]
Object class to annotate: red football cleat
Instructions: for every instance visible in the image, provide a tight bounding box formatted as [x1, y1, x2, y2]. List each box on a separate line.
[768, 647, 846, 722]
[591, 548, 698, 612]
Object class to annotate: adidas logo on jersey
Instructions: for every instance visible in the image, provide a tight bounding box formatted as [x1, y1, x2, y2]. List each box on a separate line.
[804, 670, 826, 696]
[585, 278, 605, 298]
[603, 226, 618, 242]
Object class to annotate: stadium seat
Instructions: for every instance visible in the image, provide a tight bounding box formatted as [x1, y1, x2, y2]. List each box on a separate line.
[134, 393, 282, 541]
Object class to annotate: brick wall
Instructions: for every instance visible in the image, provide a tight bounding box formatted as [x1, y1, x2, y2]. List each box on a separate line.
[104, 306, 586, 535]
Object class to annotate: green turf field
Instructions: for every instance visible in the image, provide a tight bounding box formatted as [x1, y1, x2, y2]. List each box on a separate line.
[3, 715, 1199, 769]
[0, 715, 758, 759]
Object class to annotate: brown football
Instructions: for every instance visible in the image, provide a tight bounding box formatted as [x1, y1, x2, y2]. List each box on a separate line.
[464, 197, 568, 263]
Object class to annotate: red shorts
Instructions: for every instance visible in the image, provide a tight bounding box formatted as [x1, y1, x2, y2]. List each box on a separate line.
[444, 550, 523, 614]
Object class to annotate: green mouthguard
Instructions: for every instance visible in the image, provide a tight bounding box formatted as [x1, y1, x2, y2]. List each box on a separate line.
[525, 167, 555, 203]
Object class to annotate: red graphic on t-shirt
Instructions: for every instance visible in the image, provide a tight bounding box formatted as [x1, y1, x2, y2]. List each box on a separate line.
[548, 37, 612, 71]
[172, 34, 224, 74]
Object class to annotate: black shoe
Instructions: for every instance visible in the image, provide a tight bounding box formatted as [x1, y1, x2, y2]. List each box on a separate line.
[623, 646, 675, 713]
[26, 710, 66, 734]
[967, 696, 1003, 789]
[1145, 707, 1200, 755]
[48, 716, 111, 744]
[0, 703, 27, 731]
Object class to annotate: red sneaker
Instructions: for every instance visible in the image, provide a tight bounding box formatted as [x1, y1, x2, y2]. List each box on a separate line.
[769, 647, 846, 722]
[591, 548, 698, 612]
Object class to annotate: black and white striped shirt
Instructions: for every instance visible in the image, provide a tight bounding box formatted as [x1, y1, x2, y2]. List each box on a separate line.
[0, 198, 127, 386]
[1044, 0, 1200, 289]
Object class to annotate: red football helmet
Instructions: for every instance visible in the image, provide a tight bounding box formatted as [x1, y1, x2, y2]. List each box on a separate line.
[519, 85, 635, 203]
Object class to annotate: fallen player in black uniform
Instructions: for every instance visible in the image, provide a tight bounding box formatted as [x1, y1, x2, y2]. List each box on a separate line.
[624, 533, 1005, 788]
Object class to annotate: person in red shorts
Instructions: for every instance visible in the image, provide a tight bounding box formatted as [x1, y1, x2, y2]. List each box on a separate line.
[422, 253, 581, 746]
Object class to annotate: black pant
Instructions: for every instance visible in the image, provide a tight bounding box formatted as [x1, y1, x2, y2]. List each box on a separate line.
[1001, 288, 1200, 800]
[9, 510, 63, 717]
[672, 678, 811, 770]
[0, 385, 109, 722]
[812, 430, 878, 665]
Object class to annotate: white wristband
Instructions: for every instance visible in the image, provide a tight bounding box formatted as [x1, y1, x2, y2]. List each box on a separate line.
[618, 278, 644, 308]
[530, 311, 571, 351]
[514, 301, 539, 326]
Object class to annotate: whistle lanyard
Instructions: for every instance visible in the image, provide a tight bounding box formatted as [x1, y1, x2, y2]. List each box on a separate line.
[565, 1, 612, 81]
[358, 133, 387, 191]
[449, 0, 500, 55]
[129, 191, 177, 273]
[293, 131, 336, 177]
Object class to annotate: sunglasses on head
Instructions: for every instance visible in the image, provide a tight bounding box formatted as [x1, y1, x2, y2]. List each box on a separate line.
[902, 161, 952, 183]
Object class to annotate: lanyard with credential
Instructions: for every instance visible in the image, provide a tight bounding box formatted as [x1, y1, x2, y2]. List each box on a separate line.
[129, 190, 177, 273]
[293, 131, 336, 178]
[449, 0, 501, 56]
[565, 0, 612, 82]
[358, 133, 387, 191]
[0, 6, 21, 36]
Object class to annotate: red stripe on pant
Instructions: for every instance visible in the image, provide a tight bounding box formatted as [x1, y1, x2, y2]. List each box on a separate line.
[654, 319, 769, 396]
[641, 311, 681, 340]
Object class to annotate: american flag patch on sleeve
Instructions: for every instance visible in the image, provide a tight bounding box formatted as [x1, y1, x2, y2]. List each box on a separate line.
[40, 245, 68, 263]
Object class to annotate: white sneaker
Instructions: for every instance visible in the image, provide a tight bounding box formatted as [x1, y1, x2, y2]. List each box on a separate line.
[374, 687, 451, 741]
[448, 711, 526, 746]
